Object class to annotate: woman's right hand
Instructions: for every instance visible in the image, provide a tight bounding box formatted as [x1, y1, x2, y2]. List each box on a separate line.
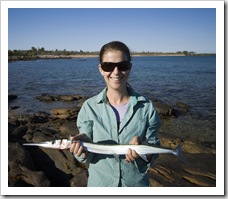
[70, 134, 92, 159]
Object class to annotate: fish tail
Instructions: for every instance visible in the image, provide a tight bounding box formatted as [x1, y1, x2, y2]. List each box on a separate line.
[173, 144, 189, 165]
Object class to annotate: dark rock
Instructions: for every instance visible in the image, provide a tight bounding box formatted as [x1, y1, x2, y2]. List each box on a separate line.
[176, 102, 189, 113]
[69, 169, 88, 187]
[9, 106, 20, 110]
[176, 102, 189, 109]
[8, 95, 17, 100]
[36, 95, 54, 102]
[8, 117, 20, 127]
[50, 107, 80, 120]
[27, 141, 87, 186]
[18, 165, 51, 187]
[36, 94, 84, 102]
[9, 126, 28, 141]
[30, 115, 49, 123]
[9, 142, 33, 169]
[35, 111, 50, 117]
[59, 95, 76, 101]
[9, 142, 50, 187]
[33, 131, 54, 142]
[60, 122, 79, 137]
[153, 101, 173, 116]
[73, 95, 83, 100]
[8, 123, 17, 135]
[23, 133, 34, 142]
[26, 147, 71, 186]
[40, 127, 59, 136]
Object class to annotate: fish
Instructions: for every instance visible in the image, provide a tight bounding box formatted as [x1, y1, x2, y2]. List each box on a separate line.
[23, 139, 187, 164]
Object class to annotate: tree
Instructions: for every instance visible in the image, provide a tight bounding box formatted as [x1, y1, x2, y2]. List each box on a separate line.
[31, 47, 37, 52]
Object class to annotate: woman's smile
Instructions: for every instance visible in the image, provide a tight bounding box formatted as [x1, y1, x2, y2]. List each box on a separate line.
[110, 76, 123, 82]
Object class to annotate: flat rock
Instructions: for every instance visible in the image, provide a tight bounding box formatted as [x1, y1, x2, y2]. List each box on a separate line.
[60, 122, 79, 137]
[153, 101, 174, 116]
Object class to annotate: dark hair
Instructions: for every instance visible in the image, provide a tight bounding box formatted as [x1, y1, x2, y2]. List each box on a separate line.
[99, 41, 131, 63]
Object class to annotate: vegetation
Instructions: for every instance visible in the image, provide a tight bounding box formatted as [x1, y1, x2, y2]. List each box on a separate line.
[8, 47, 216, 62]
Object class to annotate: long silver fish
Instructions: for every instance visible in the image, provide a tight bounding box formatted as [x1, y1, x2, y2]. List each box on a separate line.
[23, 139, 187, 164]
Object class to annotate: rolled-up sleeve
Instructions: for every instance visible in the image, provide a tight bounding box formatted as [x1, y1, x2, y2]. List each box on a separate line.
[134, 102, 160, 172]
[75, 102, 94, 163]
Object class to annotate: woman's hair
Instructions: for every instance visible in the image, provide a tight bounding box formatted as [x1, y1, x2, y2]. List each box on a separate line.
[99, 41, 131, 63]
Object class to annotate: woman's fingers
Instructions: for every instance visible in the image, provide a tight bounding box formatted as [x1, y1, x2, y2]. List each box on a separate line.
[69, 134, 91, 158]
[125, 149, 139, 162]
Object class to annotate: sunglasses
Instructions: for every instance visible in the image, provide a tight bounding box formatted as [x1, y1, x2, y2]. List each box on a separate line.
[100, 61, 131, 72]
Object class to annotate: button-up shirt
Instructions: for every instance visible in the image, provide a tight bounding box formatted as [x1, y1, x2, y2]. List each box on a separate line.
[75, 85, 160, 187]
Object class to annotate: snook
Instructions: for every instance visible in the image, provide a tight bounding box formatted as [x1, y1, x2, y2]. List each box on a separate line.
[23, 139, 187, 164]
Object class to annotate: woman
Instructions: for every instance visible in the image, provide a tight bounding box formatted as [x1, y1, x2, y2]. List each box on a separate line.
[70, 41, 160, 187]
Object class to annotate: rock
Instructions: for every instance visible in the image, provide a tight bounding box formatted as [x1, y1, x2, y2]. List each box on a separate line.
[9, 142, 33, 170]
[176, 102, 189, 113]
[32, 131, 54, 142]
[7, 98, 216, 187]
[36, 95, 54, 101]
[36, 94, 83, 102]
[182, 140, 216, 154]
[23, 133, 34, 142]
[19, 165, 51, 187]
[73, 95, 83, 100]
[50, 107, 80, 120]
[176, 102, 189, 109]
[8, 95, 17, 100]
[60, 122, 79, 137]
[9, 106, 20, 110]
[27, 140, 87, 186]
[40, 127, 59, 137]
[8, 117, 20, 127]
[9, 142, 50, 187]
[153, 101, 174, 116]
[59, 95, 76, 101]
[69, 170, 88, 187]
[9, 126, 28, 141]
[30, 115, 49, 123]
[149, 152, 216, 187]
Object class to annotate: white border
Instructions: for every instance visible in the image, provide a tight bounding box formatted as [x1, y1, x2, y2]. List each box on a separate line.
[1, 0, 224, 196]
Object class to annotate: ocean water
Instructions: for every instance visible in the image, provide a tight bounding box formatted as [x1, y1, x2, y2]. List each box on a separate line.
[8, 56, 216, 142]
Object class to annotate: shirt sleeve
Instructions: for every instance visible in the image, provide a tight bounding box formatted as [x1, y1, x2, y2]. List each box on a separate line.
[134, 101, 161, 173]
[75, 101, 94, 163]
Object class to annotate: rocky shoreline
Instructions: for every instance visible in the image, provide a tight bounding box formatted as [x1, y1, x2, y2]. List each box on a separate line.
[8, 94, 216, 187]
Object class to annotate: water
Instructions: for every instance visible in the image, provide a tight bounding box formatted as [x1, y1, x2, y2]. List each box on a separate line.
[8, 56, 216, 142]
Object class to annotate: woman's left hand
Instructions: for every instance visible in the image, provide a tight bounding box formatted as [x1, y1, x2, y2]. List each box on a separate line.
[125, 136, 140, 163]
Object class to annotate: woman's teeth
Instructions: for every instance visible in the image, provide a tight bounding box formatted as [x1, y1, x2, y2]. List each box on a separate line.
[110, 77, 121, 81]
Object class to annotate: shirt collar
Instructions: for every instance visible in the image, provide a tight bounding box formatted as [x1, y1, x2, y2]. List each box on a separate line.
[96, 84, 147, 104]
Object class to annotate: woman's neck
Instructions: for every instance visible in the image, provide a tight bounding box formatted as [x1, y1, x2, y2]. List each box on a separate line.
[106, 86, 130, 106]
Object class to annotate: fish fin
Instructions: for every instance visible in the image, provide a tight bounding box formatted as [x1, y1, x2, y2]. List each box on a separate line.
[174, 144, 189, 165]
[139, 154, 149, 162]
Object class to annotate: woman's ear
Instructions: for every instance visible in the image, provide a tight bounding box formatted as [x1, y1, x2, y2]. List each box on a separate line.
[98, 64, 104, 76]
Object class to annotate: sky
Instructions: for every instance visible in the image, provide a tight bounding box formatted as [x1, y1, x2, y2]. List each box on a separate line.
[8, 8, 216, 53]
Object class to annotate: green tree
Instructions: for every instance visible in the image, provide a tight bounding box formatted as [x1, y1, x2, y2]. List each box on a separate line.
[31, 47, 37, 52]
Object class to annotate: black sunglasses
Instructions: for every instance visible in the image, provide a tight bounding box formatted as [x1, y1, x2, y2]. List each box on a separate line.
[100, 61, 131, 72]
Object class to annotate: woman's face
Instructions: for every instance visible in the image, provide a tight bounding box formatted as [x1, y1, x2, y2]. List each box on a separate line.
[99, 50, 131, 91]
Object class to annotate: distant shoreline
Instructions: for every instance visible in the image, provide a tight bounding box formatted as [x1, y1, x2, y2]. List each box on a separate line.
[8, 53, 215, 62]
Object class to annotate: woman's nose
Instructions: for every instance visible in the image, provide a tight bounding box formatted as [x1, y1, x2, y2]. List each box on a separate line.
[112, 66, 120, 74]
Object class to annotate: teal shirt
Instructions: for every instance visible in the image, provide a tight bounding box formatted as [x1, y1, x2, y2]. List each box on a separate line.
[75, 85, 160, 187]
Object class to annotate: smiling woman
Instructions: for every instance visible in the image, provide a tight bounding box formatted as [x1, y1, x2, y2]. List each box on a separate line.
[70, 41, 161, 187]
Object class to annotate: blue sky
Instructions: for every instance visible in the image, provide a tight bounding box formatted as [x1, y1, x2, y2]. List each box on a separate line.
[8, 8, 216, 53]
